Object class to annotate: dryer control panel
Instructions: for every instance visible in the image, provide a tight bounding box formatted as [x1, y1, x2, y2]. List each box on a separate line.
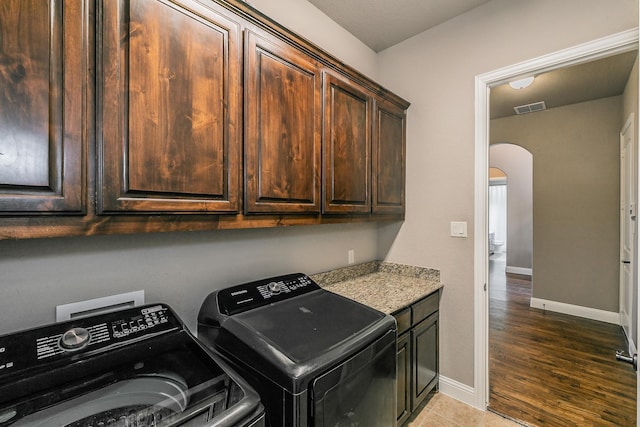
[216, 273, 320, 316]
[0, 304, 181, 379]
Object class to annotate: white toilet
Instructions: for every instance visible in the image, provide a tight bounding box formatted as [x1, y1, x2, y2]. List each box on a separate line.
[489, 232, 504, 254]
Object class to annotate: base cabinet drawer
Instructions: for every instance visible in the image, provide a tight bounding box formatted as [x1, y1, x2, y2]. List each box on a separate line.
[395, 290, 440, 426]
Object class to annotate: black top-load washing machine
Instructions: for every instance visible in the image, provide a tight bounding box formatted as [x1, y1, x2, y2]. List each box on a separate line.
[197, 273, 397, 427]
[0, 303, 265, 427]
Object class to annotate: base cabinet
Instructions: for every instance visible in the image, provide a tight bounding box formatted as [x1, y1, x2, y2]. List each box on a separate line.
[395, 290, 440, 426]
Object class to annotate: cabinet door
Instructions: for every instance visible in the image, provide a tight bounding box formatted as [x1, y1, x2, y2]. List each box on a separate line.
[0, 0, 85, 214]
[322, 72, 372, 214]
[396, 332, 411, 426]
[411, 312, 438, 410]
[99, 0, 241, 213]
[244, 30, 321, 214]
[372, 98, 406, 214]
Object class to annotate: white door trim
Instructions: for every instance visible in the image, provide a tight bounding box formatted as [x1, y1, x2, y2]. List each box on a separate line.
[620, 113, 636, 355]
[473, 28, 639, 410]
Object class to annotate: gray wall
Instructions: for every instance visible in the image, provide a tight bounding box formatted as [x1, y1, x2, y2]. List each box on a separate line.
[376, 0, 637, 386]
[0, 223, 380, 335]
[489, 143, 533, 271]
[491, 96, 622, 312]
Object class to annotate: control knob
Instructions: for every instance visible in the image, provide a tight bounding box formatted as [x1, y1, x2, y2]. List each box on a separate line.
[59, 327, 91, 351]
[267, 281, 283, 295]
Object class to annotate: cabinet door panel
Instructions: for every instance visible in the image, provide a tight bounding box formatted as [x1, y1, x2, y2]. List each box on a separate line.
[244, 30, 321, 213]
[322, 72, 371, 214]
[396, 332, 411, 426]
[412, 313, 438, 410]
[99, 0, 241, 213]
[373, 99, 406, 214]
[0, 0, 84, 213]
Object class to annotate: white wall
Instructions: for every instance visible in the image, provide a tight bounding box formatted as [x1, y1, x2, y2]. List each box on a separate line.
[376, 0, 638, 387]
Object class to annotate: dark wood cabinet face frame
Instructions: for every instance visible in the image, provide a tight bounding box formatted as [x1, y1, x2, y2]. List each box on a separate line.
[0, 0, 86, 214]
[97, 0, 242, 214]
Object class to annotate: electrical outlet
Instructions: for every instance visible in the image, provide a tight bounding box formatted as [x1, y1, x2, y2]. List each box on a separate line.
[348, 249, 355, 265]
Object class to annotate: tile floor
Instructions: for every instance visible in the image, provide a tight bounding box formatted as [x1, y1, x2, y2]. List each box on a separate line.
[406, 393, 523, 427]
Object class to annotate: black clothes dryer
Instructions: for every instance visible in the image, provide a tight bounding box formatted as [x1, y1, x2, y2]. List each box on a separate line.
[0, 303, 265, 427]
[198, 273, 397, 427]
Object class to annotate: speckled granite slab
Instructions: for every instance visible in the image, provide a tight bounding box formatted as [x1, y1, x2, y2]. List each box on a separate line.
[310, 262, 442, 315]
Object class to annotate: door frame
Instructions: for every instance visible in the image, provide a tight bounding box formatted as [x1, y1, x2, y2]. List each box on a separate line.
[621, 112, 636, 356]
[473, 28, 639, 410]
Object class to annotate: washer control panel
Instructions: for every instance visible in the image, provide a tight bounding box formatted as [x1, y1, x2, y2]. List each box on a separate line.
[216, 273, 319, 316]
[0, 304, 179, 379]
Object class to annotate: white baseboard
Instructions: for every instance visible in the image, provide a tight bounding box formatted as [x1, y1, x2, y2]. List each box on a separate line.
[505, 266, 532, 276]
[530, 297, 619, 324]
[438, 375, 482, 410]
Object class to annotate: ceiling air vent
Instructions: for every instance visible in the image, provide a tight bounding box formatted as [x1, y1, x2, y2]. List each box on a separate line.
[514, 101, 546, 115]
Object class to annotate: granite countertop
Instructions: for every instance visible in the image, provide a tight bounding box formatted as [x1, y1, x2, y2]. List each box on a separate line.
[310, 261, 443, 314]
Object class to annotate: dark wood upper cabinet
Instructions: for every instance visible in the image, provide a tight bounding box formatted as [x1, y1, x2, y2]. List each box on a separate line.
[0, 0, 409, 239]
[322, 72, 372, 214]
[98, 0, 242, 213]
[0, 0, 85, 214]
[244, 30, 322, 214]
[373, 98, 406, 214]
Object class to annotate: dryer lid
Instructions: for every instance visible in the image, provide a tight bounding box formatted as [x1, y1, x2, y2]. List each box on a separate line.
[232, 289, 386, 363]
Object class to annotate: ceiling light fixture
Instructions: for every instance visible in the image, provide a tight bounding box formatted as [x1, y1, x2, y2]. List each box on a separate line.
[509, 76, 535, 90]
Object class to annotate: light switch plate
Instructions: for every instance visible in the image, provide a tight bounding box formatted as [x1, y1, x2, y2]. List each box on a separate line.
[450, 221, 468, 237]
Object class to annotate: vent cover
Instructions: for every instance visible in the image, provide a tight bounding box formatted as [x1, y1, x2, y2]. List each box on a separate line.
[514, 101, 546, 115]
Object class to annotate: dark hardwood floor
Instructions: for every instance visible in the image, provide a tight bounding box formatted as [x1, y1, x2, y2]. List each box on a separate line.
[488, 255, 636, 426]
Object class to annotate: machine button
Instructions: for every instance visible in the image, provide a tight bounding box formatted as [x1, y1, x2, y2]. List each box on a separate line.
[267, 282, 282, 295]
[59, 327, 91, 351]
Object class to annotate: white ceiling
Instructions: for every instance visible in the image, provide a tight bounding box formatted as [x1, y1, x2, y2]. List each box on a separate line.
[306, 0, 637, 118]
[306, 0, 491, 52]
